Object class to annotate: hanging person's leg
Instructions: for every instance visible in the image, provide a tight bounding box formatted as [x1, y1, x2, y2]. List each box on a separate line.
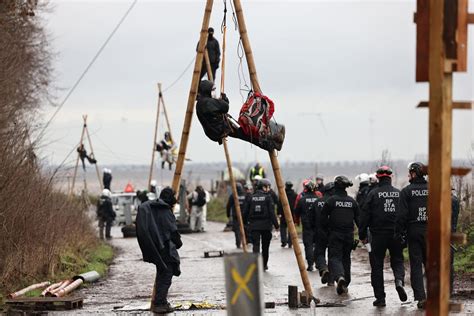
[227, 120, 285, 152]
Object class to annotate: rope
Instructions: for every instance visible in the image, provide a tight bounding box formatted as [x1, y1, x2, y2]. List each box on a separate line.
[36, 0, 138, 143]
[162, 55, 196, 93]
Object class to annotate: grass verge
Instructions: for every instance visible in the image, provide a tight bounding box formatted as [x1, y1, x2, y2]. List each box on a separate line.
[207, 198, 228, 223]
[454, 224, 474, 273]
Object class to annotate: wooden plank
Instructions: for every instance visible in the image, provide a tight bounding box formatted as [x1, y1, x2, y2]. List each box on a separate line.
[417, 101, 472, 109]
[468, 13, 474, 24]
[451, 232, 467, 245]
[288, 286, 299, 308]
[449, 302, 464, 312]
[415, 0, 430, 82]
[426, 0, 453, 314]
[6, 296, 83, 303]
[443, 0, 457, 59]
[455, 0, 468, 71]
[421, 166, 471, 176]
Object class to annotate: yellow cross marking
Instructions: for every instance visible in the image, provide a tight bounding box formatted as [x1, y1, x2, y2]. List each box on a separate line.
[231, 263, 257, 305]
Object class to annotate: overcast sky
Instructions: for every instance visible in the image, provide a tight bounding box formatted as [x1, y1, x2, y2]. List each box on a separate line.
[39, 0, 473, 167]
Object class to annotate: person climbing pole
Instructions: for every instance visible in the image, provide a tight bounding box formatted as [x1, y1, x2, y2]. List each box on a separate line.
[197, 27, 220, 80]
[195, 80, 285, 152]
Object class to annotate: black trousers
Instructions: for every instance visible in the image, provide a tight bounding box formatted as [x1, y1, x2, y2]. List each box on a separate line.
[251, 230, 272, 267]
[315, 232, 329, 272]
[232, 221, 241, 247]
[408, 226, 427, 301]
[200, 62, 218, 80]
[370, 233, 406, 300]
[98, 218, 112, 239]
[154, 265, 174, 305]
[280, 220, 292, 246]
[302, 225, 316, 266]
[328, 231, 353, 285]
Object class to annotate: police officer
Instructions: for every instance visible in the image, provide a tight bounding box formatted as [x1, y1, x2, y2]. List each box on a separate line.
[315, 175, 325, 195]
[243, 178, 279, 271]
[321, 175, 360, 295]
[396, 162, 428, 309]
[277, 181, 297, 248]
[226, 183, 246, 248]
[295, 180, 319, 271]
[97, 189, 116, 240]
[315, 181, 335, 284]
[359, 166, 407, 307]
[355, 173, 370, 207]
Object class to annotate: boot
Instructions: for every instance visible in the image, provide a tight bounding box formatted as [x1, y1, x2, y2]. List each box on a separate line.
[152, 302, 175, 314]
[268, 121, 285, 151]
[161, 161, 165, 169]
[417, 300, 426, 309]
[320, 270, 330, 284]
[306, 263, 314, 272]
[395, 279, 407, 302]
[373, 299, 386, 307]
[336, 277, 348, 295]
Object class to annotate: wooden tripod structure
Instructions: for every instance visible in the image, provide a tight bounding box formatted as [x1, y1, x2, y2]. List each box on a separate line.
[168, 0, 315, 301]
[147, 83, 174, 191]
[70, 115, 103, 196]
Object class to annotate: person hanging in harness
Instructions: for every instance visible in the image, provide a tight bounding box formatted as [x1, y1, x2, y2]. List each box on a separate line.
[156, 132, 176, 170]
[196, 80, 286, 152]
[77, 144, 97, 170]
[197, 27, 220, 80]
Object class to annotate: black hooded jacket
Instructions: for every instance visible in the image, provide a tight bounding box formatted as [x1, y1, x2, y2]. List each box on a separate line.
[359, 177, 400, 239]
[243, 189, 279, 231]
[277, 188, 297, 224]
[294, 191, 319, 229]
[227, 190, 246, 220]
[321, 189, 360, 234]
[136, 199, 183, 275]
[97, 195, 116, 221]
[196, 81, 232, 142]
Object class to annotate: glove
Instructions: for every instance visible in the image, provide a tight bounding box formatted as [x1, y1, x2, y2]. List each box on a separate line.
[220, 93, 229, 103]
[394, 232, 408, 249]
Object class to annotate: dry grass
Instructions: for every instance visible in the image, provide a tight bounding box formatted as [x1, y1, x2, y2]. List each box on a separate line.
[0, 1, 99, 294]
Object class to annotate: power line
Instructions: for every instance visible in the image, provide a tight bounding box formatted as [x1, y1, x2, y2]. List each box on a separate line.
[162, 55, 196, 93]
[36, 0, 138, 142]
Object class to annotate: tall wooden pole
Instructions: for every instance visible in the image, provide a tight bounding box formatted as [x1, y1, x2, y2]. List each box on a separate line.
[70, 115, 88, 195]
[160, 85, 173, 142]
[223, 139, 247, 252]
[204, 50, 214, 82]
[426, 0, 452, 314]
[171, 0, 214, 193]
[148, 83, 162, 190]
[84, 121, 103, 191]
[232, 0, 315, 301]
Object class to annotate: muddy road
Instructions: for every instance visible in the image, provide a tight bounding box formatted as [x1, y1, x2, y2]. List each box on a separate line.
[62, 222, 473, 315]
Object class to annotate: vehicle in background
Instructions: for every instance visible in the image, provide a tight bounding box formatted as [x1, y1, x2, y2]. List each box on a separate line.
[111, 192, 139, 226]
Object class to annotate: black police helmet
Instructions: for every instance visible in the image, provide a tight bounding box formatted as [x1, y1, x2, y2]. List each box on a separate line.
[257, 178, 272, 190]
[324, 181, 335, 191]
[334, 175, 353, 188]
[408, 162, 426, 177]
[285, 181, 293, 189]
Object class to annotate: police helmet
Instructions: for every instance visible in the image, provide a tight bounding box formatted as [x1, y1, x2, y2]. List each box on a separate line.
[236, 182, 244, 194]
[376, 165, 393, 178]
[285, 181, 293, 189]
[304, 179, 316, 192]
[257, 178, 272, 190]
[324, 181, 335, 192]
[102, 189, 111, 198]
[408, 162, 426, 177]
[334, 175, 353, 188]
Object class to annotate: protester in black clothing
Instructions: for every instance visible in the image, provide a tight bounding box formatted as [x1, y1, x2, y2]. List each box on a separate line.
[451, 189, 460, 295]
[359, 166, 407, 307]
[195, 80, 284, 152]
[136, 187, 183, 314]
[315, 181, 335, 285]
[226, 183, 247, 248]
[396, 162, 428, 309]
[321, 176, 360, 295]
[295, 180, 319, 271]
[243, 178, 279, 271]
[97, 189, 116, 240]
[197, 27, 220, 80]
[277, 181, 297, 248]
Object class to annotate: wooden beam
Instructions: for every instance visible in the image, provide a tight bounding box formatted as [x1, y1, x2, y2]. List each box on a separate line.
[468, 13, 474, 24]
[415, 0, 430, 82]
[147, 84, 162, 190]
[426, 0, 453, 313]
[455, 0, 468, 71]
[417, 101, 472, 109]
[421, 165, 471, 176]
[171, 0, 213, 193]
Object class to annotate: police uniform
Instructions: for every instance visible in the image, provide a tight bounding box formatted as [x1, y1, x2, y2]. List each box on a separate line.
[359, 177, 405, 302]
[243, 189, 279, 269]
[397, 177, 428, 302]
[321, 188, 360, 289]
[226, 192, 246, 248]
[295, 191, 319, 269]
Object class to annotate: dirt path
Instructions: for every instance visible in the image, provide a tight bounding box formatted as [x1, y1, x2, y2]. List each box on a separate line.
[60, 222, 473, 315]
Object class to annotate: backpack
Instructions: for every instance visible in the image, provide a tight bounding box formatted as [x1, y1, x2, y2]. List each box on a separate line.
[195, 190, 207, 207]
[238, 92, 275, 141]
